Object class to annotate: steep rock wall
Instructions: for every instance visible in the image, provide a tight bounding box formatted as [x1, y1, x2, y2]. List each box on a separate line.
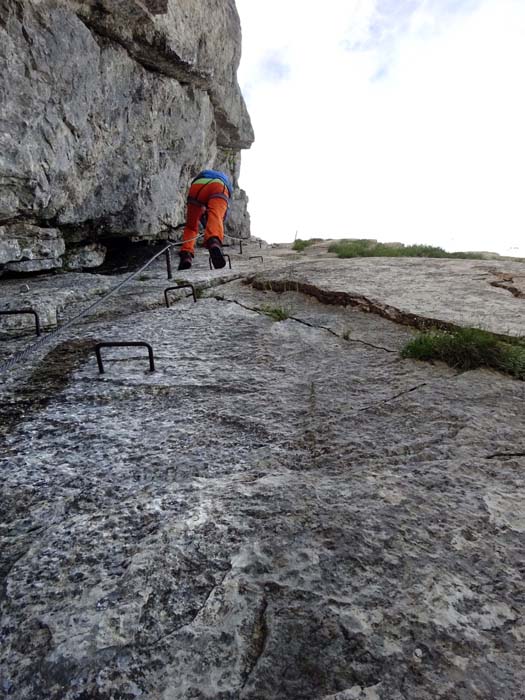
[0, 0, 253, 272]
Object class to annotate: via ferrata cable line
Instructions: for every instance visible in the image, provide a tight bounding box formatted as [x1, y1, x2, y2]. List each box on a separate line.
[0, 227, 192, 373]
[0, 218, 253, 374]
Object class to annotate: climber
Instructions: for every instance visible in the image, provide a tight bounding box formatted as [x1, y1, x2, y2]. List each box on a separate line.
[178, 169, 233, 271]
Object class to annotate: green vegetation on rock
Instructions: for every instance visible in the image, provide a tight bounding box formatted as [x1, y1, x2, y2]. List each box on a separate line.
[261, 305, 291, 322]
[401, 327, 525, 379]
[293, 238, 323, 252]
[328, 240, 481, 260]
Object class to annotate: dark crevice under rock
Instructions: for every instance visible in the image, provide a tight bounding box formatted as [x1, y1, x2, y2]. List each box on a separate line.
[251, 277, 461, 333]
[490, 278, 525, 299]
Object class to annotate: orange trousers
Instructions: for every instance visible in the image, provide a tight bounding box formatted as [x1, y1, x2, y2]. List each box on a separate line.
[180, 181, 229, 255]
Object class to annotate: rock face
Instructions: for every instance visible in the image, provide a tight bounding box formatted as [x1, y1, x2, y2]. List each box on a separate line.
[250, 255, 525, 337]
[0, 0, 253, 272]
[1, 245, 525, 699]
[0, 224, 66, 272]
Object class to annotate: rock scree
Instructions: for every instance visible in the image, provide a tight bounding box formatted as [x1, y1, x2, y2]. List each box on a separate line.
[1, 242, 524, 699]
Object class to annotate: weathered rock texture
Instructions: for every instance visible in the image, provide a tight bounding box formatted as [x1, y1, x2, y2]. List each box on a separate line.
[0, 0, 253, 271]
[253, 253, 525, 337]
[0, 223, 65, 272]
[1, 244, 524, 699]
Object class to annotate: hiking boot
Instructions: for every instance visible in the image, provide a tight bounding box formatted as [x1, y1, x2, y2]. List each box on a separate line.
[178, 251, 193, 271]
[206, 237, 226, 269]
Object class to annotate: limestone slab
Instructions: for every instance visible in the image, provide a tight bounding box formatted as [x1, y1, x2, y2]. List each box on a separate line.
[252, 257, 525, 337]
[1, 285, 524, 698]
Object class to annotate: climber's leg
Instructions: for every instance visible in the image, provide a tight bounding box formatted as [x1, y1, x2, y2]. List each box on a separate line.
[203, 191, 229, 248]
[180, 184, 206, 255]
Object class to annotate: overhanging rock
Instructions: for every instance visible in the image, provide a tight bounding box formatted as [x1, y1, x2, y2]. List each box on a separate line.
[0, 0, 254, 268]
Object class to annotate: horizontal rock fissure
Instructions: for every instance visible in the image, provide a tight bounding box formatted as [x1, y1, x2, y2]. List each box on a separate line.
[213, 296, 396, 353]
[73, 11, 251, 150]
[357, 383, 428, 412]
[71, 11, 250, 150]
[75, 15, 210, 90]
[251, 278, 462, 333]
[0, 215, 59, 229]
[489, 279, 525, 299]
[486, 452, 525, 459]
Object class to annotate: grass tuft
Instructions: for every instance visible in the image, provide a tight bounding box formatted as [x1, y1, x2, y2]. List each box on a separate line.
[328, 240, 482, 260]
[293, 238, 323, 252]
[401, 327, 525, 379]
[261, 305, 290, 322]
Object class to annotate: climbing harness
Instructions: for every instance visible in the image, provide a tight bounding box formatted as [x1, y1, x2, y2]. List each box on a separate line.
[192, 169, 233, 197]
[187, 177, 231, 222]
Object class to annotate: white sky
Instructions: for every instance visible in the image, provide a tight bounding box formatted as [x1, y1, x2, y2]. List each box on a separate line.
[235, 0, 525, 256]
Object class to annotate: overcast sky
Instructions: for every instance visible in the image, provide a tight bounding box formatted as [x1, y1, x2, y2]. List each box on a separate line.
[235, 0, 525, 256]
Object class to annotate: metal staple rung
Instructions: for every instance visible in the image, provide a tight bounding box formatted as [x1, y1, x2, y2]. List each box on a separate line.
[249, 256, 264, 263]
[0, 309, 41, 336]
[95, 342, 155, 374]
[164, 284, 197, 306]
[1, 229, 250, 375]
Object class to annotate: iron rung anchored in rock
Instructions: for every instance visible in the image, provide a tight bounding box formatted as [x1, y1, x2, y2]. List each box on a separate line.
[164, 284, 197, 306]
[0, 308, 41, 336]
[94, 342, 156, 374]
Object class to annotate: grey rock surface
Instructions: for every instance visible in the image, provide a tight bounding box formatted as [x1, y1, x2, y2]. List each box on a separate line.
[0, 227, 22, 264]
[252, 256, 525, 337]
[0, 224, 65, 272]
[0, 0, 253, 270]
[70, 0, 254, 150]
[0, 243, 263, 336]
[63, 244, 107, 271]
[226, 187, 251, 240]
[1, 244, 524, 699]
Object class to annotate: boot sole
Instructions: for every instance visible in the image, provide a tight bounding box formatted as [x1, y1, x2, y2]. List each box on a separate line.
[209, 245, 226, 269]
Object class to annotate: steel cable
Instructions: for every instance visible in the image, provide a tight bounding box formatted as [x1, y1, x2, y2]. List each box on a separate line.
[0, 227, 252, 375]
